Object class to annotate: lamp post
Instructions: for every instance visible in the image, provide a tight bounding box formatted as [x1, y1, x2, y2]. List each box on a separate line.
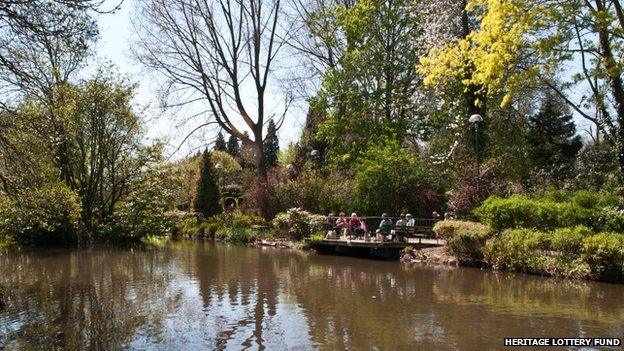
[310, 149, 320, 169]
[468, 114, 483, 177]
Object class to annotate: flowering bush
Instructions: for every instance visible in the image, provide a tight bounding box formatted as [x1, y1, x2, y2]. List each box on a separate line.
[272, 208, 322, 240]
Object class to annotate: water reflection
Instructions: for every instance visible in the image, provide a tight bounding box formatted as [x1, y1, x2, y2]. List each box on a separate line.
[0, 242, 622, 350]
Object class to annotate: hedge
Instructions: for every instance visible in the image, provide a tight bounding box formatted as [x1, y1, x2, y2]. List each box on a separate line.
[433, 220, 492, 264]
[474, 195, 594, 231]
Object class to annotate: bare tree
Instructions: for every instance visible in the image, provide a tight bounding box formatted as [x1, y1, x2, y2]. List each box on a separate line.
[133, 0, 290, 216]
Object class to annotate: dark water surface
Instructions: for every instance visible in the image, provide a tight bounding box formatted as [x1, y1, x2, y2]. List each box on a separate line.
[0, 242, 622, 350]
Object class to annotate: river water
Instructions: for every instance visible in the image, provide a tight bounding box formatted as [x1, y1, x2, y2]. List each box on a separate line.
[0, 242, 622, 350]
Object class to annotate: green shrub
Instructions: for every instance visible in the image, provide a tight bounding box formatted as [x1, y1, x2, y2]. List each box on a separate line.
[484, 228, 550, 274]
[309, 232, 325, 244]
[542, 256, 591, 280]
[200, 222, 218, 238]
[0, 182, 81, 245]
[272, 208, 318, 240]
[0, 234, 15, 249]
[354, 142, 441, 217]
[594, 207, 624, 233]
[433, 220, 491, 239]
[216, 227, 256, 243]
[550, 226, 593, 254]
[433, 220, 492, 263]
[581, 232, 624, 282]
[474, 195, 593, 231]
[175, 217, 201, 237]
[228, 228, 256, 243]
[209, 212, 264, 229]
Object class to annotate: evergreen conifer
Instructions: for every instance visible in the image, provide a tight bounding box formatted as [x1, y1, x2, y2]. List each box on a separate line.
[192, 149, 221, 217]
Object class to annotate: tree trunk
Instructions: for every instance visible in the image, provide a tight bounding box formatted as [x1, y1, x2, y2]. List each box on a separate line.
[595, 0, 624, 177]
[253, 139, 271, 218]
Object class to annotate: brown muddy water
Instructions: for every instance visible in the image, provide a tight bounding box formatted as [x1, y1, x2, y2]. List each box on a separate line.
[0, 241, 622, 350]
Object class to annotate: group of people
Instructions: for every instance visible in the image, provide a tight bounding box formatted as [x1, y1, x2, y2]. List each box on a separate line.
[324, 211, 454, 242]
[325, 212, 368, 239]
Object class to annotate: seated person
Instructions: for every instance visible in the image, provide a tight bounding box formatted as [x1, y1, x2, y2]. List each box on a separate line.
[392, 213, 407, 242]
[326, 213, 336, 230]
[348, 213, 364, 238]
[405, 213, 415, 227]
[335, 212, 349, 236]
[376, 213, 393, 240]
[325, 213, 337, 239]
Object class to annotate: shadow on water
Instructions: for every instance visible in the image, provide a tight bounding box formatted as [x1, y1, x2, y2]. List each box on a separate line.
[0, 242, 622, 350]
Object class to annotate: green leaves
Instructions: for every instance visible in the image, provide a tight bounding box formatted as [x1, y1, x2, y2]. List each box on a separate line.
[353, 141, 439, 216]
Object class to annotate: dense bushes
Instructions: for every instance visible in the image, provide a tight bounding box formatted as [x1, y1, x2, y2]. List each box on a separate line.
[474, 195, 593, 231]
[581, 233, 624, 282]
[272, 208, 325, 240]
[433, 220, 491, 263]
[0, 182, 81, 245]
[171, 208, 327, 243]
[354, 143, 441, 217]
[484, 228, 551, 275]
[474, 192, 624, 234]
[484, 227, 623, 282]
[173, 212, 265, 243]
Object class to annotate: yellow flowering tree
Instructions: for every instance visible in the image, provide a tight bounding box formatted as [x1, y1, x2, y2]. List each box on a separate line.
[419, 0, 624, 177]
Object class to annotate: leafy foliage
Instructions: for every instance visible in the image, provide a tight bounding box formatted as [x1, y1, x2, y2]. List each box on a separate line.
[272, 208, 324, 240]
[0, 182, 81, 245]
[582, 232, 624, 282]
[474, 195, 594, 231]
[433, 220, 492, 263]
[484, 226, 624, 282]
[354, 142, 440, 216]
[102, 164, 179, 241]
[312, 0, 425, 167]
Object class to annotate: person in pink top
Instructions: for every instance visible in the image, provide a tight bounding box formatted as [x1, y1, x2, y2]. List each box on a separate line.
[348, 213, 364, 238]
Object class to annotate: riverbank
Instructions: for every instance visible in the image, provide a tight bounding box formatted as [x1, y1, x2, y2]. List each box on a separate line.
[400, 246, 459, 266]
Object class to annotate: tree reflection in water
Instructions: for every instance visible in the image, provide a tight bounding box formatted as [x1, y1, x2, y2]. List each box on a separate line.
[0, 243, 622, 350]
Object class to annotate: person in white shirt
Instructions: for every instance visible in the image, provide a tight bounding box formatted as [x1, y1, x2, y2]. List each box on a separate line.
[405, 213, 415, 227]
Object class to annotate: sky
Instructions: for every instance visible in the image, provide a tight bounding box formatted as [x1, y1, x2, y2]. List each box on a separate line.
[95, 0, 306, 159]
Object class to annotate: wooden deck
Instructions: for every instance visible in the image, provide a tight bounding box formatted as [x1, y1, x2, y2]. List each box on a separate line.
[310, 237, 445, 260]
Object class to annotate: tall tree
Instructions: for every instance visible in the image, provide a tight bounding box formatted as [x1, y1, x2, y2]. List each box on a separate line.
[134, 0, 290, 217]
[307, 0, 426, 166]
[192, 149, 221, 218]
[9, 74, 159, 232]
[226, 135, 240, 157]
[528, 94, 583, 180]
[419, 0, 624, 178]
[214, 132, 227, 152]
[0, 2, 99, 188]
[263, 120, 279, 169]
